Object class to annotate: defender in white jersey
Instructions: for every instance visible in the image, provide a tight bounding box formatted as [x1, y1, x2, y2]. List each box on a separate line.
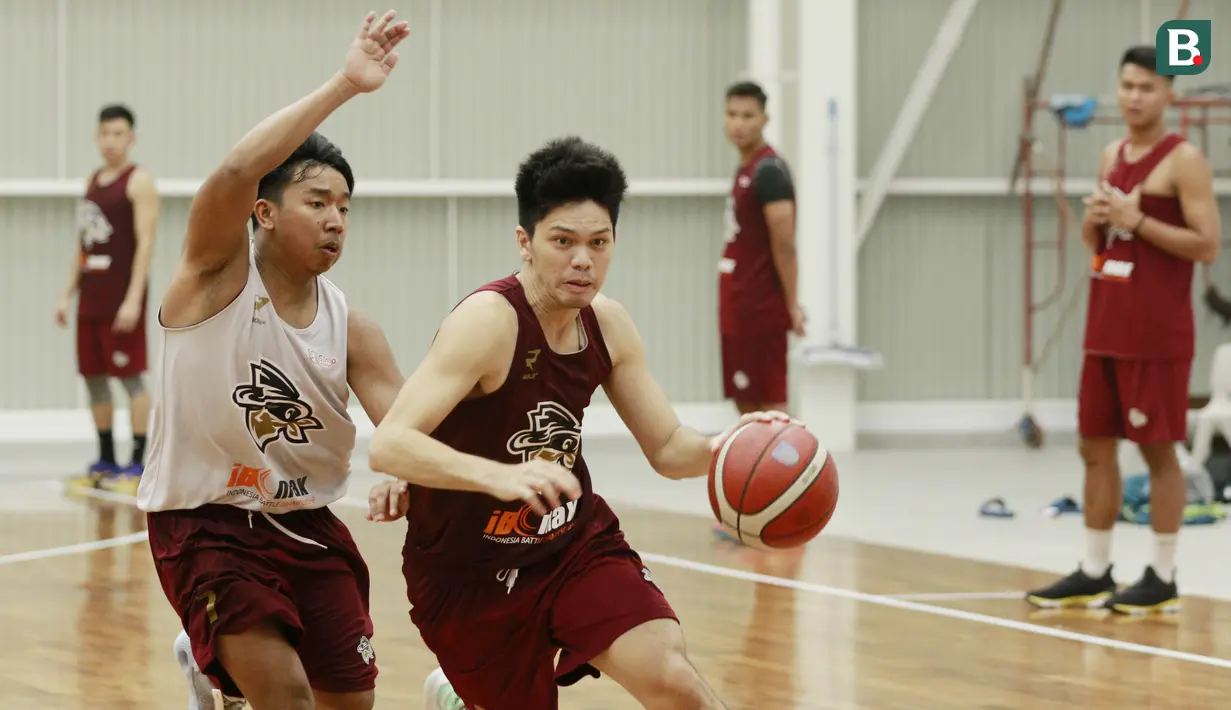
[138, 245, 358, 514]
[136, 11, 409, 710]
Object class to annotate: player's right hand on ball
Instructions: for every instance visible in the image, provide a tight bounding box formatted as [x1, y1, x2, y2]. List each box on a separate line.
[340, 9, 411, 94]
[366, 479, 410, 522]
[489, 460, 582, 516]
[709, 410, 802, 452]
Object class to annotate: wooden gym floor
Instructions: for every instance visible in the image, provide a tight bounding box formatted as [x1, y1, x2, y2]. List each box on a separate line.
[2, 480, 1230, 710]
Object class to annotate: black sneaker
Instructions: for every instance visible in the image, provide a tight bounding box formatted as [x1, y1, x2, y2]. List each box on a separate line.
[1104, 566, 1181, 615]
[1025, 565, 1117, 609]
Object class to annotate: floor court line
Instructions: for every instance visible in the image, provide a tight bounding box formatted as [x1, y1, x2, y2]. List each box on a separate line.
[884, 591, 1026, 601]
[46, 484, 1231, 672]
[0, 530, 148, 566]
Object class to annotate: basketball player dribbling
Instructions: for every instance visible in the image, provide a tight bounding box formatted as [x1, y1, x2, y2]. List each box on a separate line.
[56, 104, 160, 495]
[135, 11, 409, 710]
[1026, 46, 1221, 614]
[366, 137, 790, 710]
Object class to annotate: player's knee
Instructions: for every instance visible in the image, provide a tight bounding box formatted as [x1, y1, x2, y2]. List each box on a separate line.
[240, 678, 313, 710]
[620, 628, 708, 707]
[1079, 437, 1116, 472]
[119, 374, 146, 398]
[216, 624, 315, 709]
[1138, 442, 1180, 477]
[314, 689, 374, 710]
[642, 650, 711, 708]
[265, 677, 316, 710]
[83, 375, 111, 405]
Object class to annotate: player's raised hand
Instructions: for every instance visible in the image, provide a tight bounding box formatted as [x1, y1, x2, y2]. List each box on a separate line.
[709, 410, 801, 453]
[490, 460, 583, 517]
[366, 479, 410, 522]
[340, 9, 411, 94]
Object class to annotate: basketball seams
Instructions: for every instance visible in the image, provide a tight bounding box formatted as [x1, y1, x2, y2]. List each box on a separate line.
[757, 454, 837, 544]
[712, 421, 757, 532]
[710, 421, 837, 550]
[732, 423, 794, 546]
[740, 448, 821, 532]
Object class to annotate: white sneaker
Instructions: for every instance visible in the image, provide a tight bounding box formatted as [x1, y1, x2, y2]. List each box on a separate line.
[174, 630, 248, 710]
[423, 667, 467, 710]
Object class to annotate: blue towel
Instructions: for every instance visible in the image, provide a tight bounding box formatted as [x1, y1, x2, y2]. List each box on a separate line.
[1049, 94, 1099, 128]
[1120, 473, 1225, 525]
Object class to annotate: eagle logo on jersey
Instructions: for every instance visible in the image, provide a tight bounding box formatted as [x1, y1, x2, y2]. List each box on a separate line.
[231, 359, 323, 453]
[506, 401, 582, 471]
[77, 200, 114, 249]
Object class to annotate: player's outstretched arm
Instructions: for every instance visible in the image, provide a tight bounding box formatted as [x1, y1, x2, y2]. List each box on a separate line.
[595, 296, 789, 480]
[369, 292, 580, 513]
[1136, 143, 1221, 263]
[165, 11, 410, 322]
[346, 307, 404, 428]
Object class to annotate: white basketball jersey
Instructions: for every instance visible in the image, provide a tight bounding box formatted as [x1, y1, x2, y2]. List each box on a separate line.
[137, 247, 356, 513]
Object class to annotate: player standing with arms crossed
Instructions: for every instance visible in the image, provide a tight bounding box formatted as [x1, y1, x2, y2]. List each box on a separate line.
[1026, 46, 1221, 615]
[367, 137, 790, 710]
[56, 104, 160, 494]
[136, 11, 409, 710]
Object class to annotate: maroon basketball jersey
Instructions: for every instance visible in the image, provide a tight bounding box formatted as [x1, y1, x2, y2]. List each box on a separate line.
[403, 274, 617, 573]
[1084, 134, 1194, 360]
[77, 164, 140, 319]
[719, 145, 792, 335]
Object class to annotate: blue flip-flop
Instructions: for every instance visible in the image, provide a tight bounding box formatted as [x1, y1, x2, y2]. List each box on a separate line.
[1042, 496, 1081, 517]
[979, 497, 1015, 518]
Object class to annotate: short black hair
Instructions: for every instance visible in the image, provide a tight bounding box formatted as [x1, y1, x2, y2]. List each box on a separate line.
[514, 136, 628, 236]
[250, 132, 355, 230]
[98, 104, 135, 128]
[726, 81, 767, 110]
[1120, 45, 1174, 83]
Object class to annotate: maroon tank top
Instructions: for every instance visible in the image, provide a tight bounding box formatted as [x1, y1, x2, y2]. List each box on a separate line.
[78, 164, 140, 319]
[719, 144, 791, 335]
[1084, 134, 1194, 360]
[402, 274, 617, 575]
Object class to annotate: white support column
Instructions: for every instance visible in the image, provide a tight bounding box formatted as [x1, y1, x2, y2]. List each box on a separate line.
[795, 0, 859, 452]
[855, 0, 980, 248]
[747, 0, 783, 146]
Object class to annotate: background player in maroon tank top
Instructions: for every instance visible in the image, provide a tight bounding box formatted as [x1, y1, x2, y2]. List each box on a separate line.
[54, 104, 161, 494]
[1026, 46, 1221, 615]
[368, 137, 791, 710]
[714, 82, 803, 545]
[719, 81, 804, 418]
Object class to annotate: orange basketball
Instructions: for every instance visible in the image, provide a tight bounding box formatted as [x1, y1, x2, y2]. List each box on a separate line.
[707, 419, 839, 550]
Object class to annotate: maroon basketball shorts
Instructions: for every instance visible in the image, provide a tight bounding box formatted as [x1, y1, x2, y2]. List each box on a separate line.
[77, 315, 147, 378]
[404, 523, 678, 710]
[721, 329, 788, 404]
[147, 504, 377, 697]
[1077, 355, 1192, 444]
